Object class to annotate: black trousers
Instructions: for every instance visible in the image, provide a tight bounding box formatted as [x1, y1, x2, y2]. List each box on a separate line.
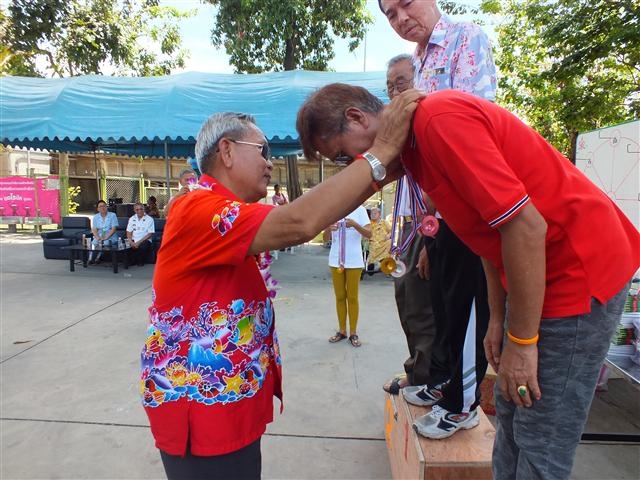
[160, 438, 261, 480]
[393, 223, 446, 385]
[128, 240, 151, 266]
[428, 220, 489, 413]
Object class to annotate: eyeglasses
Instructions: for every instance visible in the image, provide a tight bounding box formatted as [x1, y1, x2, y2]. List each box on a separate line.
[230, 139, 271, 160]
[333, 152, 353, 166]
[385, 78, 412, 96]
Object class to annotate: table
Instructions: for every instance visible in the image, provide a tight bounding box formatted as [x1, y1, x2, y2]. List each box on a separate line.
[581, 354, 640, 444]
[606, 354, 640, 386]
[61, 244, 130, 274]
[0, 216, 24, 233]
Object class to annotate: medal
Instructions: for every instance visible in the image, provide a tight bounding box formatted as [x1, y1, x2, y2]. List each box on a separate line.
[379, 257, 397, 275]
[419, 215, 439, 237]
[391, 259, 407, 278]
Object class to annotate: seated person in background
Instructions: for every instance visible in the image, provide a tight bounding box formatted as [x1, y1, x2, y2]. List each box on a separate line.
[366, 206, 391, 272]
[164, 168, 197, 217]
[145, 196, 160, 218]
[126, 202, 155, 266]
[272, 184, 288, 206]
[89, 199, 118, 264]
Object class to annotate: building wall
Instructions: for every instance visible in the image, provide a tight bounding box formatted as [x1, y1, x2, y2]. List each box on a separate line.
[1, 147, 395, 215]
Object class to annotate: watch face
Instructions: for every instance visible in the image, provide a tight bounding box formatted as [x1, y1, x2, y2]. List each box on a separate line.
[372, 164, 386, 181]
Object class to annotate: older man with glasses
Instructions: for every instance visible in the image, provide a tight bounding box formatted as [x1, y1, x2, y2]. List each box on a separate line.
[378, 0, 498, 444]
[139, 108, 418, 479]
[126, 202, 155, 266]
[382, 53, 444, 398]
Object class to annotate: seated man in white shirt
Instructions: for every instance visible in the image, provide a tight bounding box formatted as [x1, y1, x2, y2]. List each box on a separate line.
[126, 202, 155, 266]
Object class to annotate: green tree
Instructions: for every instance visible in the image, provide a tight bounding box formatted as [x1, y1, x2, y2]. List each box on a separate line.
[2, 0, 192, 77]
[203, 0, 373, 73]
[67, 185, 81, 214]
[494, 0, 639, 159]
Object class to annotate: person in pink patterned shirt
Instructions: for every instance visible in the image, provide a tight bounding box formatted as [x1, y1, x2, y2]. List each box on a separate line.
[379, 0, 497, 442]
[380, 0, 496, 100]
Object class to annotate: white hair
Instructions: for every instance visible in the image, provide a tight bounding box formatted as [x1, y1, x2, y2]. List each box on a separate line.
[195, 112, 257, 174]
[387, 53, 414, 70]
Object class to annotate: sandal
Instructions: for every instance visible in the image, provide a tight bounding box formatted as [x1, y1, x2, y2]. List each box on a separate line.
[383, 374, 409, 395]
[328, 332, 347, 343]
[348, 334, 362, 348]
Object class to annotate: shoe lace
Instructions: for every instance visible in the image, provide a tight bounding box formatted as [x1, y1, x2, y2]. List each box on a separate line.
[428, 404, 446, 418]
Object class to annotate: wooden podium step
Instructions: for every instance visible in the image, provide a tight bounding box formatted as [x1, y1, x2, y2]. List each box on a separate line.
[384, 393, 495, 479]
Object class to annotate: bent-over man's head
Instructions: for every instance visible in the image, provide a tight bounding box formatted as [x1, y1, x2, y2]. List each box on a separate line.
[296, 83, 384, 164]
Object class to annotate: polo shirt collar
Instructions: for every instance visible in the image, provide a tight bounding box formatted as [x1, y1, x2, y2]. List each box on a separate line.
[428, 14, 453, 48]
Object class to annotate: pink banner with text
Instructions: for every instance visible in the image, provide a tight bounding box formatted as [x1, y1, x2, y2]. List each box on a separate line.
[0, 176, 61, 223]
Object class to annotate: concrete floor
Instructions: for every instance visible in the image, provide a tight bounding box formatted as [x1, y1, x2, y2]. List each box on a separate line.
[1, 232, 638, 479]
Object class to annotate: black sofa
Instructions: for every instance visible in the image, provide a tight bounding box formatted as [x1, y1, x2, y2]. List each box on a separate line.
[42, 216, 165, 263]
[41, 216, 92, 259]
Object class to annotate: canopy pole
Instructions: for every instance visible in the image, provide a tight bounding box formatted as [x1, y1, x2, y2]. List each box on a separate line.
[164, 142, 171, 200]
[93, 149, 101, 198]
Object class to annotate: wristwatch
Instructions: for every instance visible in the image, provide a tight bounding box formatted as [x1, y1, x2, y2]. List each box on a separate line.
[358, 151, 387, 182]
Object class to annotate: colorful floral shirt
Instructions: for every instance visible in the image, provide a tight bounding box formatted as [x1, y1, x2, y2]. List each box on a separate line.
[140, 174, 281, 456]
[413, 15, 496, 100]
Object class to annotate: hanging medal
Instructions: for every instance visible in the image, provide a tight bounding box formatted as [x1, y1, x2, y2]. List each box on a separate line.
[383, 177, 413, 278]
[337, 218, 346, 272]
[380, 177, 403, 275]
[403, 170, 439, 238]
[386, 171, 439, 278]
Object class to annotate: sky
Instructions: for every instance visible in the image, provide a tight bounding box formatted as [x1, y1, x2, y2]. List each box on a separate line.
[161, 0, 488, 74]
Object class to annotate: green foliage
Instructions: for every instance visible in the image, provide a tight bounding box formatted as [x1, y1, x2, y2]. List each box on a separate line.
[203, 0, 373, 72]
[2, 0, 193, 77]
[68, 185, 81, 214]
[494, 0, 639, 158]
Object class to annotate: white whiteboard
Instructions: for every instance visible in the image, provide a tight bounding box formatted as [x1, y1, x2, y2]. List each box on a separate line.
[575, 120, 639, 230]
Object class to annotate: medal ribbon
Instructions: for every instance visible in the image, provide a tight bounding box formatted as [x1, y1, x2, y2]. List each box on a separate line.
[338, 219, 346, 269]
[390, 172, 428, 256]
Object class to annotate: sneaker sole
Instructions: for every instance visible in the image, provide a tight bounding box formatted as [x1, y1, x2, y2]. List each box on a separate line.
[412, 416, 480, 440]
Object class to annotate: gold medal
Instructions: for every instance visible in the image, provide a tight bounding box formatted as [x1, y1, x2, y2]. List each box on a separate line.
[380, 257, 397, 275]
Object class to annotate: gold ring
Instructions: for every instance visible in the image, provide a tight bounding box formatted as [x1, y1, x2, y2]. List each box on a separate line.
[517, 385, 528, 397]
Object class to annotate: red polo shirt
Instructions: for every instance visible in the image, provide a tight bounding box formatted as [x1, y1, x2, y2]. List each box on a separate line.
[141, 175, 281, 456]
[402, 90, 639, 318]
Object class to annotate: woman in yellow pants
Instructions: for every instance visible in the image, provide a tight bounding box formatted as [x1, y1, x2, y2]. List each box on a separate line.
[325, 205, 371, 347]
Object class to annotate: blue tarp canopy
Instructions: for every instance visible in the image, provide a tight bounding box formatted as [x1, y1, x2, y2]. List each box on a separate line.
[0, 70, 387, 158]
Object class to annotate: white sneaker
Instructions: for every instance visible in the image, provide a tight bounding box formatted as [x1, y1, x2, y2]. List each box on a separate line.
[402, 382, 445, 406]
[413, 406, 479, 440]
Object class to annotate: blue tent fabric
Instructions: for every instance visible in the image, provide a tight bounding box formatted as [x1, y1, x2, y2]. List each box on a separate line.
[0, 70, 388, 158]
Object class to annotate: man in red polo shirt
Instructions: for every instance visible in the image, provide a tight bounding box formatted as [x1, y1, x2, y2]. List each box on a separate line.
[296, 84, 639, 479]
